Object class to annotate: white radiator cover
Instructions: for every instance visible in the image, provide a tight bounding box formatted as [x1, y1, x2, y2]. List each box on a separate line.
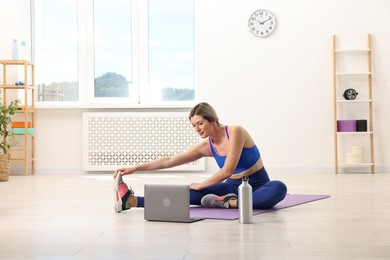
[83, 112, 205, 171]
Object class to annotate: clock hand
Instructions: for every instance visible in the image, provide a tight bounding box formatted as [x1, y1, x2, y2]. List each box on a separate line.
[260, 17, 271, 25]
[253, 18, 262, 25]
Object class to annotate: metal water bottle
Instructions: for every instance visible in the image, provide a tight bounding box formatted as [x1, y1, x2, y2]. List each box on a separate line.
[238, 176, 253, 224]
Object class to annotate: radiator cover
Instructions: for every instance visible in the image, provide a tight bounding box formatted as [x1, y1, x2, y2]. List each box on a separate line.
[83, 112, 205, 171]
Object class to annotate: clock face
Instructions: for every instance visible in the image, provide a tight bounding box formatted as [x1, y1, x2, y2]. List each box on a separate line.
[248, 9, 277, 37]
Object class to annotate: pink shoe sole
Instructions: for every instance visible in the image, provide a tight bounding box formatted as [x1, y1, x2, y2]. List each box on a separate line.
[114, 172, 123, 213]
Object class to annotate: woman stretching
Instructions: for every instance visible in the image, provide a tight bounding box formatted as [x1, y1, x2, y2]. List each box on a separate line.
[113, 102, 287, 213]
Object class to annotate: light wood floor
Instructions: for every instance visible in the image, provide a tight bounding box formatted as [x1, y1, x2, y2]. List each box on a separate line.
[1, 171, 389, 259]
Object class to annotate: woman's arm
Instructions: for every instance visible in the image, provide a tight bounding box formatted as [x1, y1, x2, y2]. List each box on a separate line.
[228, 157, 264, 180]
[114, 140, 210, 178]
[190, 126, 249, 190]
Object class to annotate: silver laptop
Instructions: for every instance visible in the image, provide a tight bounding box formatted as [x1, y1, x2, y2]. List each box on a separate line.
[144, 184, 204, 223]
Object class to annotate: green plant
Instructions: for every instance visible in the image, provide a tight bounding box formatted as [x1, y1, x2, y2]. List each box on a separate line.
[0, 100, 20, 154]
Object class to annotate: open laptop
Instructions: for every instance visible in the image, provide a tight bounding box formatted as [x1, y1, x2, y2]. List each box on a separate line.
[144, 184, 204, 223]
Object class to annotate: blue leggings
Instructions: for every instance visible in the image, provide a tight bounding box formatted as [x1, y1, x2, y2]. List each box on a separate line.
[137, 167, 287, 209]
[190, 167, 287, 209]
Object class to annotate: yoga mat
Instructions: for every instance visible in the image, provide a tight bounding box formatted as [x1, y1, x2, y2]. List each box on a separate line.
[190, 194, 330, 220]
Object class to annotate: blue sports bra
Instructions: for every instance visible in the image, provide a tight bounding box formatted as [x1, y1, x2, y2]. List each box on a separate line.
[208, 126, 261, 175]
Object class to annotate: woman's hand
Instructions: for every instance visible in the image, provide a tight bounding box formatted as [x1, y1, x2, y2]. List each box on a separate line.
[189, 182, 202, 191]
[113, 166, 136, 179]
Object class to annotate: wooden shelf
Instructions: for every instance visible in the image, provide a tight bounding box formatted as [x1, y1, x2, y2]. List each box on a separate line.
[333, 34, 375, 174]
[10, 158, 34, 162]
[335, 49, 370, 54]
[336, 99, 371, 103]
[0, 60, 33, 65]
[337, 132, 373, 135]
[0, 85, 34, 90]
[338, 163, 374, 167]
[0, 60, 35, 176]
[17, 107, 35, 113]
[336, 72, 371, 76]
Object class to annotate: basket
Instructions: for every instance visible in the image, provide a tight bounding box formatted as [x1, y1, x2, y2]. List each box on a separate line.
[0, 154, 10, 182]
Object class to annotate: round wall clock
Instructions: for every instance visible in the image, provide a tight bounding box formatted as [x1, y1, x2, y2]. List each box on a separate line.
[248, 9, 277, 38]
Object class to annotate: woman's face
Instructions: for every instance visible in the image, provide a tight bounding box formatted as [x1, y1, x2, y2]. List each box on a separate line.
[190, 115, 213, 139]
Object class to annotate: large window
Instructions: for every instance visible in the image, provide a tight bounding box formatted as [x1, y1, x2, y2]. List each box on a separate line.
[34, 0, 78, 102]
[33, 0, 195, 106]
[148, 0, 195, 102]
[93, 0, 133, 100]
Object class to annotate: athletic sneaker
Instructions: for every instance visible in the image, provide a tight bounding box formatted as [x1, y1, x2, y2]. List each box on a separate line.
[201, 193, 238, 208]
[114, 172, 134, 213]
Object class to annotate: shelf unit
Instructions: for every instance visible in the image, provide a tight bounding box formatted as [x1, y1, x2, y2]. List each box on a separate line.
[0, 60, 35, 175]
[332, 34, 374, 174]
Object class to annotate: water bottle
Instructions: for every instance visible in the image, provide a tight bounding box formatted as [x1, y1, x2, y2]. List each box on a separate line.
[238, 176, 253, 224]
[12, 39, 19, 60]
[19, 40, 27, 61]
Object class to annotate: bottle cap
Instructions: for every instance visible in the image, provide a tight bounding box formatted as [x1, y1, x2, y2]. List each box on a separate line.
[242, 176, 249, 181]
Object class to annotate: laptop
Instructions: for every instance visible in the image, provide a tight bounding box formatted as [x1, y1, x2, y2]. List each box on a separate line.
[144, 184, 204, 223]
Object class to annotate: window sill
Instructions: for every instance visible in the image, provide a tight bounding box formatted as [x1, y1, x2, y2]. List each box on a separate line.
[34, 102, 196, 110]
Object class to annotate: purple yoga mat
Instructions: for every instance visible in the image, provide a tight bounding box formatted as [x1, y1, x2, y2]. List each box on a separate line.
[190, 194, 330, 220]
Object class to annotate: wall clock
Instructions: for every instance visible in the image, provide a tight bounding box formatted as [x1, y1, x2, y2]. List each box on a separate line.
[248, 9, 277, 38]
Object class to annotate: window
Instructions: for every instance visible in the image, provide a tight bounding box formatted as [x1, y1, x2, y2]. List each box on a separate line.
[34, 0, 78, 102]
[148, 0, 195, 102]
[93, 0, 133, 100]
[33, 0, 195, 106]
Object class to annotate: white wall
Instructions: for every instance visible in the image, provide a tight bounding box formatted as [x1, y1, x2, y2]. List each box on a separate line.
[0, 0, 31, 59]
[1, 0, 390, 174]
[195, 0, 390, 173]
[0, 0, 31, 102]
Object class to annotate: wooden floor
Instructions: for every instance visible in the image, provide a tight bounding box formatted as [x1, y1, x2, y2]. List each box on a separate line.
[1, 171, 389, 259]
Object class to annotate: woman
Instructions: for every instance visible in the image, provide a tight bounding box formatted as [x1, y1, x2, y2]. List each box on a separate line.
[113, 102, 287, 213]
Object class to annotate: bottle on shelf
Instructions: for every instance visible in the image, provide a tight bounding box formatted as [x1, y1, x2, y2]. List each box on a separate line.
[19, 40, 27, 61]
[12, 39, 19, 60]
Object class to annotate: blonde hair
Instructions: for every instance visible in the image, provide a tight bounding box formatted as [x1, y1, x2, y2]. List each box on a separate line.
[189, 102, 220, 124]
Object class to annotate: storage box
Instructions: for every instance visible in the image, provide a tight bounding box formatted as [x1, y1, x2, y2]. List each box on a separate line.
[345, 153, 363, 164]
[351, 146, 364, 156]
[337, 120, 356, 132]
[356, 120, 368, 132]
[12, 128, 34, 135]
[11, 122, 32, 128]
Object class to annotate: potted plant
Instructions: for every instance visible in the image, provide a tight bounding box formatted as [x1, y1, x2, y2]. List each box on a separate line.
[0, 99, 20, 181]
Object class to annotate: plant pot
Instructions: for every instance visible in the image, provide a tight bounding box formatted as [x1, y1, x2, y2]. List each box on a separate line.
[0, 154, 10, 182]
